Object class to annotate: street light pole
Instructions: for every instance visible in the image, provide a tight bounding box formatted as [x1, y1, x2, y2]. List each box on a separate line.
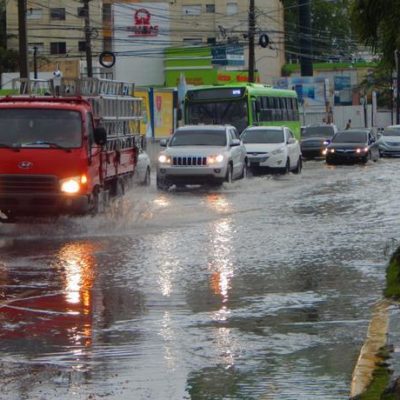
[248, 0, 255, 83]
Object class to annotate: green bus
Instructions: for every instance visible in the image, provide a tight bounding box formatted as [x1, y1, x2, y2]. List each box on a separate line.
[183, 83, 301, 139]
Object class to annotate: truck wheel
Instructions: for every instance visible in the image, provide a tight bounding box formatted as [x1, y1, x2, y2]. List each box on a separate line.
[142, 167, 151, 186]
[91, 187, 109, 214]
[116, 179, 125, 196]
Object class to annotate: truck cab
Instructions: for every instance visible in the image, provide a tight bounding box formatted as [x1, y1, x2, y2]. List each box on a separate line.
[0, 78, 142, 222]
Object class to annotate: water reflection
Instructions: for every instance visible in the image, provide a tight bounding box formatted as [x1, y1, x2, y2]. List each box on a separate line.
[0, 241, 98, 358]
[207, 194, 237, 369]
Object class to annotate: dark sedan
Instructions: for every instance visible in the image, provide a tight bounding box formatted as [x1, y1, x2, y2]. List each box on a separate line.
[324, 128, 380, 164]
[300, 124, 337, 158]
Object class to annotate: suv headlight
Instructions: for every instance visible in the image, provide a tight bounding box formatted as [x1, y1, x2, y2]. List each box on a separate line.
[158, 154, 172, 164]
[271, 147, 285, 155]
[208, 154, 224, 164]
[60, 175, 87, 194]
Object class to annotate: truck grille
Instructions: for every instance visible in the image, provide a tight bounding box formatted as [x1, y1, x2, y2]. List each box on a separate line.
[172, 156, 207, 166]
[0, 175, 59, 193]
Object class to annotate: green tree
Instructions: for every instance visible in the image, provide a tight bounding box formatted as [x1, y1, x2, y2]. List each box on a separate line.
[350, 0, 400, 68]
[282, 0, 356, 63]
[0, 0, 19, 79]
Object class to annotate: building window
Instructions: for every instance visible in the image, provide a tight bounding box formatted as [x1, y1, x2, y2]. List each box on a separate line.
[206, 4, 215, 13]
[27, 8, 43, 19]
[50, 8, 66, 20]
[50, 42, 66, 55]
[183, 38, 202, 45]
[207, 37, 216, 45]
[227, 2, 238, 15]
[182, 5, 201, 16]
[78, 41, 86, 52]
[77, 7, 86, 17]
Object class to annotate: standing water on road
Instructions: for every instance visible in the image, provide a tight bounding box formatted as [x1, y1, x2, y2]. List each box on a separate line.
[0, 159, 399, 399]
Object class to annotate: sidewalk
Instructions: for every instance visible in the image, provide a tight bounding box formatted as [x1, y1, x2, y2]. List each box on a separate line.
[350, 300, 400, 399]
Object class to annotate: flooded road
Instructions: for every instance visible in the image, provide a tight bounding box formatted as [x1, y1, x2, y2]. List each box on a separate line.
[0, 159, 398, 399]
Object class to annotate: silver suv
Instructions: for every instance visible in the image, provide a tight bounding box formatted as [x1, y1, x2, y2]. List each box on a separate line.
[156, 125, 247, 189]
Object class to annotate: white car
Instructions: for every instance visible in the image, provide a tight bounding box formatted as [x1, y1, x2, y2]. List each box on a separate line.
[241, 126, 302, 174]
[134, 149, 151, 185]
[156, 125, 247, 190]
[377, 125, 400, 157]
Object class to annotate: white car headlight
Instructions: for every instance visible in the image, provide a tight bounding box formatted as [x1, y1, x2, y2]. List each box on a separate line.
[208, 154, 224, 164]
[158, 154, 171, 164]
[271, 147, 285, 155]
[60, 175, 87, 194]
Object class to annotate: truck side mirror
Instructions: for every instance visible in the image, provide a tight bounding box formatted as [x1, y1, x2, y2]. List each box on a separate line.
[94, 127, 107, 146]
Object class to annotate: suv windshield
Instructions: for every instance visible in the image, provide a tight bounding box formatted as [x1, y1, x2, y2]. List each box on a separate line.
[383, 128, 400, 136]
[169, 129, 227, 146]
[301, 125, 335, 138]
[0, 109, 82, 148]
[241, 129, 284, 144]
[332, 131, 367, 143]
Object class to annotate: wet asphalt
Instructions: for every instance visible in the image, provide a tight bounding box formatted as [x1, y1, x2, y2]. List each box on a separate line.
[0, 158, 399, 400]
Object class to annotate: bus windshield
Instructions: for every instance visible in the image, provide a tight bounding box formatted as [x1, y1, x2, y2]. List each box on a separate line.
[0, 109, 82, 148]
[187, 100, 248, 133]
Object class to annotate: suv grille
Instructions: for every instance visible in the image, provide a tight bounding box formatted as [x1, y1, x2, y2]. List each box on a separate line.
[0, 175, 59, 193]
[172, 156, 207, 166]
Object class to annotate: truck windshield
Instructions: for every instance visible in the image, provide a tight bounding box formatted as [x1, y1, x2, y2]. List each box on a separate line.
[0, 109, 82, 148]
[187, 100, 247, 133]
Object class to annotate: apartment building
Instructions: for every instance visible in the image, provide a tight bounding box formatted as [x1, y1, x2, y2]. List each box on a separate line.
[6, 0, 103, 77]
[7, 0, 285, 84]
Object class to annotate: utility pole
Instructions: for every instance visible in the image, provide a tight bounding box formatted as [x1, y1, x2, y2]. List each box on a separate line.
[298, 0, 313, 76]
[396, 49, 400, 124]
[33, 46, 38, 79]
[82, 0, 93, 78]
[248, 0, 255, 83]
[17, 0, 29, 79]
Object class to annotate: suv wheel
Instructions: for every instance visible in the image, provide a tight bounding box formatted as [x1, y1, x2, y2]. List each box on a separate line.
[293, 157, 302, 174]
[225, 164, 233, 183]
[156, 175, 169, 190]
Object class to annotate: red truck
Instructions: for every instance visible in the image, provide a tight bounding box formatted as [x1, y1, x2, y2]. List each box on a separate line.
[0, 78, 142, 222]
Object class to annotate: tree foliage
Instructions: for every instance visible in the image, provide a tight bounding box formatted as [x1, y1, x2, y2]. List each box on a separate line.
[282, 0, 355, 63]
[0, 0, 19, 74]
[351, 0, 400, 68]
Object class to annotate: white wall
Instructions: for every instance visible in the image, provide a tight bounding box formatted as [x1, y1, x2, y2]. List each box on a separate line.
[112, 3, 170, 85]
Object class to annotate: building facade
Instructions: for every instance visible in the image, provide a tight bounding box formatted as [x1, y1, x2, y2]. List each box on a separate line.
[6, 0, 285, 85]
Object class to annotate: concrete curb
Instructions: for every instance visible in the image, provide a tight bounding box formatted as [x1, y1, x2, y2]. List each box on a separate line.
[350, 299, 392, 398]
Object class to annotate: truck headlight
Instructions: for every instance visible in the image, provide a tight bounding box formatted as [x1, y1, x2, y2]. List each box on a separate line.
[60, 175, 87, 194]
